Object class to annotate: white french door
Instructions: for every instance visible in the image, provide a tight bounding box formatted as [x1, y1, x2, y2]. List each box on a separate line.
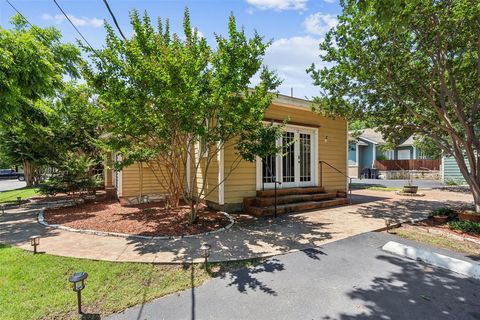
[259, 126, 317, 189]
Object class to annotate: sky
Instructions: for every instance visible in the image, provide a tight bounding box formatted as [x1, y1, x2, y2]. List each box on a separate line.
[0, 0, 342, 99]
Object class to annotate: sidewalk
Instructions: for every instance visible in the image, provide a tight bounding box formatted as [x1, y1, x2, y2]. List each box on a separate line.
[0, 189, 473, 263]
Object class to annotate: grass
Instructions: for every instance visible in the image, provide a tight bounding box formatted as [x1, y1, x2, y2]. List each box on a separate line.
[394, 227, 480, 256]
[351, 183, 401, 191]
[0, 244, 258, 320]
[0, 187, 40, 203]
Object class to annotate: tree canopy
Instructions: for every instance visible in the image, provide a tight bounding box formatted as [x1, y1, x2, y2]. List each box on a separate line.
[83, 9, 281, 220]
[309, 0, 480, 211]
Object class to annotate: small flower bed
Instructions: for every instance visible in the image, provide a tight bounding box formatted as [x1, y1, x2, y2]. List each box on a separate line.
[448, 220, 480, 235]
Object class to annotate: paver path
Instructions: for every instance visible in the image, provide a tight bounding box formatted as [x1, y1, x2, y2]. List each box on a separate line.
[107, 232, 480, 320]
[0, 189, 473, 263]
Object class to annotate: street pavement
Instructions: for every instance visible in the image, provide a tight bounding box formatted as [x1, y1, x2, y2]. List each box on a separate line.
[0, 179, 26, 192]
[107, 232, 480, 320]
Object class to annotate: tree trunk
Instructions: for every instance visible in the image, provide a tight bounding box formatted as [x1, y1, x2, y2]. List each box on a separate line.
[22, 159, 35, 186]
[473, 185, 480, 213]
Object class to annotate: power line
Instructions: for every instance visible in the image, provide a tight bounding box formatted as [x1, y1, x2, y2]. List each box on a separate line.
[102, 0, 127, 41]
[52, 0, 101, 58]
[5, 0, 52, 44]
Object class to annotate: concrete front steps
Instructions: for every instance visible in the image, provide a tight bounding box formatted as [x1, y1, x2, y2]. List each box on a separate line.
[244, 187, 349, 217]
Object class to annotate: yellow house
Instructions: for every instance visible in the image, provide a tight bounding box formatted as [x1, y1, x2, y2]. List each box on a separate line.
[105, 94, 349, 215]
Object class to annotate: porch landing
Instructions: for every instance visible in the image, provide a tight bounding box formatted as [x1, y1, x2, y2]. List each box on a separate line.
[0, 189, 473, 263]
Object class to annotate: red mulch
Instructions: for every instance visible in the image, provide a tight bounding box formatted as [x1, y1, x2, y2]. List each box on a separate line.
[44, 200, 230, 237]
[415, 219, 480, 240]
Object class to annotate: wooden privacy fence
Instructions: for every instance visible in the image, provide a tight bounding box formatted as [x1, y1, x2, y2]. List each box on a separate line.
[374, 159, 441, 171]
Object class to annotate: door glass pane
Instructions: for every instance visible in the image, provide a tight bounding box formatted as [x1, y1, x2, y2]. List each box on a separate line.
[300, 133, 311, 182]
[262, 155, 276, 183]
[282, 132, 295, 183]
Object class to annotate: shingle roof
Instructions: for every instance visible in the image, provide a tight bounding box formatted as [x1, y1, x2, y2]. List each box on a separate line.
[348, 128, 415, 146]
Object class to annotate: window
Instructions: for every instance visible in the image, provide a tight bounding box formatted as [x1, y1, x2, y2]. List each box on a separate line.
[398, 149, 411, 160]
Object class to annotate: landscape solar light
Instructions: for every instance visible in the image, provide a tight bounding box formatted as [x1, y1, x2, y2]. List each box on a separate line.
[385, 218, 392, 233]
[199, 243, 211, 268]
[16, 196, 22, 204]
[30, 236, 40, 254]
[68, 272, 88, 314]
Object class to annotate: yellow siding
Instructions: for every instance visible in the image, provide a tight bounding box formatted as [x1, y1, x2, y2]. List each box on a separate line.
[119, 103, 347, 207]
[121, 162, 171, 197]
[223, 103, 347, 205]
[193, 146, 219, 203]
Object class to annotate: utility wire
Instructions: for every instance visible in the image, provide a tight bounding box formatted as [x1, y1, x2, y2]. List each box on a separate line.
[102, 0, 127, 41]
[52, 0, 102, 58]
[5, 0, 52, 43]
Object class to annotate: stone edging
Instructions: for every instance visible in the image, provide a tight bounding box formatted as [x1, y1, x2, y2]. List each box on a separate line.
[395, 191, 426, 197]
[37, 210, 235, 240]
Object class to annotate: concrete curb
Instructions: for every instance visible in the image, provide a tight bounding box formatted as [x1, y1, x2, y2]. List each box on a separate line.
[38, 210, 235, 240]
[382, 241, 480, 280]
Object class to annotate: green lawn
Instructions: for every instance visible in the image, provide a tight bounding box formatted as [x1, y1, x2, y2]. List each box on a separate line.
[0, 244, 256, 320]
[0, 187, 40, 203]
[351, 184, 401, 191]
[394, 227, 480, 256]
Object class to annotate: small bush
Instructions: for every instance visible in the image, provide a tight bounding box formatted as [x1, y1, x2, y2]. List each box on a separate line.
[431, 207, 457, 218]
[448, 220, 480, 234]
[445, 179, 461, 186]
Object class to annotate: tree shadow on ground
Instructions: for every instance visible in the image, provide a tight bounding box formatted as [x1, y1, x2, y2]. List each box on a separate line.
[0, 208, 62, 245]
[124, 213, 335, 264]
[351, 198, 469, 223]
[323, 254, 480, 320]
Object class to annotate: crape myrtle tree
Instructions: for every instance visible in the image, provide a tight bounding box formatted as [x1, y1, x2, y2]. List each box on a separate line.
[0, 15, 80, 185]
[308, 0, 480, 212]
[83, 9, 282, 222]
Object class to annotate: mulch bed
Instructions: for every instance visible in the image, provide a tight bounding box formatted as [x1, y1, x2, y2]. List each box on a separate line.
[44, 200, 230, 237]
[413, 219, 480, 241]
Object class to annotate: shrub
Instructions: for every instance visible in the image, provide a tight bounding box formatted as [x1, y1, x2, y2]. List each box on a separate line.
[445, 179, 462, 186]
[431, 207, 457, 218]
[448, 220, 480, 235]
[39, 154, 102, 197]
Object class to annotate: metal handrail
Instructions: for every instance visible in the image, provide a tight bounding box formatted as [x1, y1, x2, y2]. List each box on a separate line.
[319, 160, 352, 204]
[262, 159, 282, 218]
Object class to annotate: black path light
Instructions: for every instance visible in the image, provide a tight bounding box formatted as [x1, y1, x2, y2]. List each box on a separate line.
[16, 196, 22, 205]
[199, 243, 211, 268]
[385, 218, 392, 233]
[69, 272, 88, 314]
[30, 236, 40, 254]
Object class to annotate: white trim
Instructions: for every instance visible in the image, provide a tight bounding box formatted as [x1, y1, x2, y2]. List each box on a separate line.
[355, 142, 360, 166]
[413, 146, 417, 159]
[186, 145, 191, 191]
[218, 144, 225, 205]
[358, 136, 379, 145]
[116, 154, 123, 197]
[372, 145, 376, 168]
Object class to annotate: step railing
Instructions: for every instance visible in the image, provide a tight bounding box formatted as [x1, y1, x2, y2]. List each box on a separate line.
[262, 159, 281, 218]
[319, 160, 352, 204]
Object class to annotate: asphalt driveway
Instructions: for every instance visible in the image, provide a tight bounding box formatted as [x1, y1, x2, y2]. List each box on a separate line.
[107, 232, 480, 320]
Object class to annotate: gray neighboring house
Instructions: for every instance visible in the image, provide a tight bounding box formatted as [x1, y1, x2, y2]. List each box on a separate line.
[348, 128, 426, 178]
[441, 156, 468, 184]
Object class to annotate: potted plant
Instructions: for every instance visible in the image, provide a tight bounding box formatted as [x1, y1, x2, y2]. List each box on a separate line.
[458, 208, 480, 223]
[430, 207, 456, 224]
[402, 172, 418, 194]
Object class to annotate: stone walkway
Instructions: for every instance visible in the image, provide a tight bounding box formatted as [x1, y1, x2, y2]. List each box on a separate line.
[0, 189, 473, 263]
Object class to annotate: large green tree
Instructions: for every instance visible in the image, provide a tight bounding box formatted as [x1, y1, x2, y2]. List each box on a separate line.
[309, 0, 480, 212]
[0, 15, 81, 185]
[83, 9, 280, 221]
